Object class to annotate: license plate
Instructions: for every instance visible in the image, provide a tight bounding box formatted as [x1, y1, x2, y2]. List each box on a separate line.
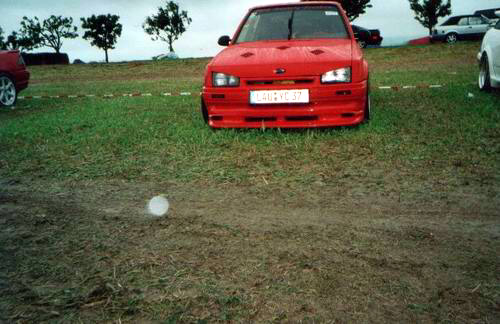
[250, 89, 309, 104]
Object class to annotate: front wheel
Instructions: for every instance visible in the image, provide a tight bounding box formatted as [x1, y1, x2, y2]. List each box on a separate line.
[478, 54, 492, 92]
[364, 93, 371, 122]
[445, 33, 458, 44]
[363, 79, 371, 123]
[201, 98, 209, 124]
[0, 74, 17, 107]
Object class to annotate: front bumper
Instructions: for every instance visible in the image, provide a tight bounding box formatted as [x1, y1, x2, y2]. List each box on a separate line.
[13, 69, 30, 92]
[431, 34, 447, 42]
[202, 80, 368, 128]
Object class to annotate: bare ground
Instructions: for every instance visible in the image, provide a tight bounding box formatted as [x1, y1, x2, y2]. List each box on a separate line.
[1, 177, 498, 323]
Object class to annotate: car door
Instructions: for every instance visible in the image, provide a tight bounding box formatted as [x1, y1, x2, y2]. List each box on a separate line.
[456, 17, 471, 38]
[468, 16, 490, 38]
[492, 21, 500, 76]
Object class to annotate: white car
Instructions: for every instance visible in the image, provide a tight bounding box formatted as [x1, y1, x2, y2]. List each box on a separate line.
[478, 11, 500, 91]
[153, 52, 179, 60]
[432, 15, 490, 43]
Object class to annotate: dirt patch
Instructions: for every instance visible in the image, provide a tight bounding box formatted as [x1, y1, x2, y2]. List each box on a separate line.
[1, 178, 498, 322]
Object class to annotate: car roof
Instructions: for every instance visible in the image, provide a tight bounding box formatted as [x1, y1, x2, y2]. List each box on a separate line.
[475, 8, 500, 13]
[448, 14, 483, 19]
[248, 1, 342, 12]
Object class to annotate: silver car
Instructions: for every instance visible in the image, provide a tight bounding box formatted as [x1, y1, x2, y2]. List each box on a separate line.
[432, 15, 490, 44]
[478, 11, 500, 91]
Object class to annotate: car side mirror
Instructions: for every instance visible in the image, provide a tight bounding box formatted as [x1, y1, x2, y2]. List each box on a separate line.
[218, 35, 231, 46]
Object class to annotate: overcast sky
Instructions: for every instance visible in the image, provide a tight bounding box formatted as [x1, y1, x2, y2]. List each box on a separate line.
[2, 0, 500, 62]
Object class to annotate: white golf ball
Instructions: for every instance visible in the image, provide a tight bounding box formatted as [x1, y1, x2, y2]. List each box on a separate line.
[147, 196, 169, 217]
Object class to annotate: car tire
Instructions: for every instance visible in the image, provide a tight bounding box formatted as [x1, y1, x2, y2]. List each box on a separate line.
[445, 33, 458, 44]
[201, 98, 209, 124]
[0, 73, 17, 107]
[358, 40, 367, 49]
[364, 93, 371, 123]
[479, 54, 492, 92]
[363, 79, 371, 123]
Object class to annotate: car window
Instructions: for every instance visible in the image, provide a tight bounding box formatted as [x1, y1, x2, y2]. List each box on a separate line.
[469, 17, 484, 25]
[458, 17, 469, 26]
[442, 17, 459, 26]
[238, 9, 292, 42]
[235, 6, 348, 43]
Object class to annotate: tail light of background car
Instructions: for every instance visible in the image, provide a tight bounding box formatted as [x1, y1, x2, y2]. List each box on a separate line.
[18, 54, 26, 67]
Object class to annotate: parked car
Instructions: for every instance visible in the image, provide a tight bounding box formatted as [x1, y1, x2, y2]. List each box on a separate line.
[201, 1, 370, 128]
[352, 25, 383, 48]
[368, 29, 383, 46]
[478, 11, 500, 91]
[475, 8, 500, 24]
[432, 15, 491, 43]
[0, 50, 30, 107]
[153, 52, 179, 60]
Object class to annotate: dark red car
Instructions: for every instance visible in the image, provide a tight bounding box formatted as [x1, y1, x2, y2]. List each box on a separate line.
[0, 50, 30, 107]
[202, 1, 370, 128]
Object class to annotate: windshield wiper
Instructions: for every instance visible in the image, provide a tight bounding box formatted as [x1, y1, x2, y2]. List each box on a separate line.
[288, 11, 295, 40]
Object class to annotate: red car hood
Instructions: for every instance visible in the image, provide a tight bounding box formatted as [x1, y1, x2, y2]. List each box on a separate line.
[209, 39, 353, 78]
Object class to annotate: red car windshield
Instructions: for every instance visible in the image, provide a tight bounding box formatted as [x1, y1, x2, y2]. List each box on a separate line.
[235, 6, 349, 43]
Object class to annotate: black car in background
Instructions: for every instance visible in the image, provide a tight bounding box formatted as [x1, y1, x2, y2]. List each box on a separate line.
[352, 25, 383, 48]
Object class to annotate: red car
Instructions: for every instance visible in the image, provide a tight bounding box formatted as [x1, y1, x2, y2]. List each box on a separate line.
[0, 50, 30, 107]
[202, 1, 370, 128]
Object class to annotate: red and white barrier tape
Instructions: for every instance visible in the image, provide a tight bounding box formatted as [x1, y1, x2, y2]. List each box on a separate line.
[17, 84, 445, 101]
[18, 92, 201, 100]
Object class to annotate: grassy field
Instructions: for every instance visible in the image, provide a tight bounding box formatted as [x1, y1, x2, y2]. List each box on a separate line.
[0, 42, 499, 323]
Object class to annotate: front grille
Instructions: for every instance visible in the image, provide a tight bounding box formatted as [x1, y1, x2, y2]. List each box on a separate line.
[246, 79, 314, 86]
[246, 117, 277, 122]
[285, 116, 318, 121]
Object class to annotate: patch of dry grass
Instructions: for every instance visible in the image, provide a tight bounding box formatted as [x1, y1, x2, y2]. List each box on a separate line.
[1, 181, 498, 322]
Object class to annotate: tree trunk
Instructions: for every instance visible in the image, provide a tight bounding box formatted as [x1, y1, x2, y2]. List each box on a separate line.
[105, 49, 109, 63]
[168, 36, 174, 53]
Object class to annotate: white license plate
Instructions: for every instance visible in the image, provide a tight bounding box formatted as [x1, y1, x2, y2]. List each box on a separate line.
[250, 89, 309, 104]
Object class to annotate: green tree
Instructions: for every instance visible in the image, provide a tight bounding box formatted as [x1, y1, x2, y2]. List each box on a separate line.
[20, 15, 78, 53]
[409, 0, 452, 35]
[81, 14, 122, 63]
[4, 31, 35, 52]
[339, 0, 373, 21]
[143, 1, 192, 53]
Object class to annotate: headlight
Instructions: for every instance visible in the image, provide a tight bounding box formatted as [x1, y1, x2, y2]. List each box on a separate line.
[212, 72, 240, 87]
[321, 67, 351, 84]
